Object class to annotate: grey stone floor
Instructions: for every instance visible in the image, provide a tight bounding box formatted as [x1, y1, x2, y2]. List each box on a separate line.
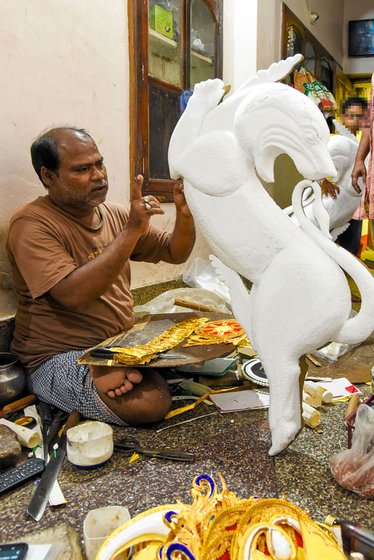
[0, 384, 373, 550]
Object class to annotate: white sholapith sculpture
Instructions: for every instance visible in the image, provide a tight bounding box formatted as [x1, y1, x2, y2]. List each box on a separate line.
[284, 120, 363, 239]
[168, 55, 374, 455]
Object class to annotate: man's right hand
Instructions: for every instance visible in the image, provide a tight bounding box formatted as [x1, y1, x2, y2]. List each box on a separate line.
[351, 160, 366, 194]
[321, 178, 339, 199]
[127, 175, 164, 235]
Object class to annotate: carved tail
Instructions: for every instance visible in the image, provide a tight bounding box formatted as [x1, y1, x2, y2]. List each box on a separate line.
[292, 179, 374, 344]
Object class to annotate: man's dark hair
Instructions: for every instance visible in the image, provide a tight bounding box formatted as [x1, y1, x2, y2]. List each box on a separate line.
[30, 127, 93, 186]
[341, 96, 368, 115]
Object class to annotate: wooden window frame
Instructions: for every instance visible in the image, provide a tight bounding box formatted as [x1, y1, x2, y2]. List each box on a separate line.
[128, 0, 222, 202]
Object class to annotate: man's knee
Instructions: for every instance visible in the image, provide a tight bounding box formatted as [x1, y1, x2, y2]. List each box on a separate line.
[127, 384, 172, 425]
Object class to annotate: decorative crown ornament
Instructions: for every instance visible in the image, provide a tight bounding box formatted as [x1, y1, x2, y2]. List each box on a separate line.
[97, 473, 345, 560]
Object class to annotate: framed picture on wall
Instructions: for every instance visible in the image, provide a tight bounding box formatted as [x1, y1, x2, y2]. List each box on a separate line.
[348, 19, 374, 57]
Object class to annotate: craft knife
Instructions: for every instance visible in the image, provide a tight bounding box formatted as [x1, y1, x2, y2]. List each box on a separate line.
[90, 347, 187, 360]
[46, 410, 69, 452]
[38, 401, 53, 464]
[26, 410, 80, 521]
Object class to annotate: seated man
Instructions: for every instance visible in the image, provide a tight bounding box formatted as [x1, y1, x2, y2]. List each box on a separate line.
[6, 127, 196, 426]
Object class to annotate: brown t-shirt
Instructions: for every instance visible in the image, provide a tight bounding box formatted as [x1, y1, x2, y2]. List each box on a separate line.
[6, 196, 169, 372]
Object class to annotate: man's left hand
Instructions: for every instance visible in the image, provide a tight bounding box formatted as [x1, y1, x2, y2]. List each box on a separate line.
[173, 182, 192, 218]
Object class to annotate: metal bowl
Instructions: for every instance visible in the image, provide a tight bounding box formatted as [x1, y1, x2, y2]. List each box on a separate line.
[0, 352, 26, 407]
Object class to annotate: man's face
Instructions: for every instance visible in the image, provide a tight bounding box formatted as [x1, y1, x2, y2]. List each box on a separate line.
[341, 104, 367, 135]
[43, 130, 108, 215]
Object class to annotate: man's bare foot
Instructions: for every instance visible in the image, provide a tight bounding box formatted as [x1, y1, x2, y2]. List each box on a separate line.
[91, 366, 143, 398]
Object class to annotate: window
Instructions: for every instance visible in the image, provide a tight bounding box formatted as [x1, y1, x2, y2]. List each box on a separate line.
[129, 0, 223, 201]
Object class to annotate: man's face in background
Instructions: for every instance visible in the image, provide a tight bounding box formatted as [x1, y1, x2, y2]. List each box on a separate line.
[341, 104, 367, 135]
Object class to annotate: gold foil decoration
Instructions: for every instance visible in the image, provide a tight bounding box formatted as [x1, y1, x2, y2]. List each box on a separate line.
[184, 319, 250, 347]
[230, 497, 345, 560]
[164, 386, 243, 420]
[109, 317, 209, 366]
[161, 473, 243, 560]
[97, 474, 346, 560]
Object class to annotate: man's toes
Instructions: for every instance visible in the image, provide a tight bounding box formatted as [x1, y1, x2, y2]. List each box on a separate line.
[117, 381, 133, 395]
[127, 370, 143, 384]
[107, 381, 134, 398]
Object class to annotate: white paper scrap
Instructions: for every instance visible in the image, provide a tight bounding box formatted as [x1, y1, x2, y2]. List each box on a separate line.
[318, 377, 362, 399]
[210, 390, 269, 413]
[26, 543, 64, 560]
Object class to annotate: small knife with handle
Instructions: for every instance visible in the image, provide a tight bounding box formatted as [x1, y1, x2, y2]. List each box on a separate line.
[37, 401, 53, 464]
[26, 410, 80, 521]
[46, 410, 69, 452]
[114, 436, 195, 462]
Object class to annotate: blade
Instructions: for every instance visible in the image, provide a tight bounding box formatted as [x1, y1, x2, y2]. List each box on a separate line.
[26, 410, 80, 521]
[46, 411, 69, 451]
[27, 439, 67, 521]
[138, 448, 195, 462]
[38, 401, 53, 464]
[114, 442, 195, 462]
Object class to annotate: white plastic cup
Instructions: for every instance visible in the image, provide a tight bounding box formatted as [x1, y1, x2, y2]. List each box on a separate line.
[66, 421, 113, 468]
[83, 505, 131, 560]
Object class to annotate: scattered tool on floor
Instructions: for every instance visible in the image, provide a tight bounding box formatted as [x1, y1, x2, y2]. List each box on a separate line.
[155, 411, 219, 434]
[45, 409, 69, 452]
[14, 416, 37, 428]
[0, 395, 37, 418]
[114, 436, 194, 462]
[27, 410, 80, 521]
[38, 401, 53, 464]
[2, 395, 37, 412]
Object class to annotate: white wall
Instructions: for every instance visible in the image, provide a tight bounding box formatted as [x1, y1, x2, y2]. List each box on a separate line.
[0, 0, 130, 208]
[223, 0, 258, 88]
[256, 0, 282, 70]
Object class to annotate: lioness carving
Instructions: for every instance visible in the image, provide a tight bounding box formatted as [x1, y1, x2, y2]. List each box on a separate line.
[168, 55, 374, 455]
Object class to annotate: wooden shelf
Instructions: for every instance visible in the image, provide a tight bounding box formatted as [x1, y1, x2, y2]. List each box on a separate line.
[149, 28, 178, 49]
[191, 49, 213, 64]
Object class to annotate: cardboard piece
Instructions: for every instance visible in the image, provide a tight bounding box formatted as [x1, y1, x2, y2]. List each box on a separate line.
[210, 389, 269, 412]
